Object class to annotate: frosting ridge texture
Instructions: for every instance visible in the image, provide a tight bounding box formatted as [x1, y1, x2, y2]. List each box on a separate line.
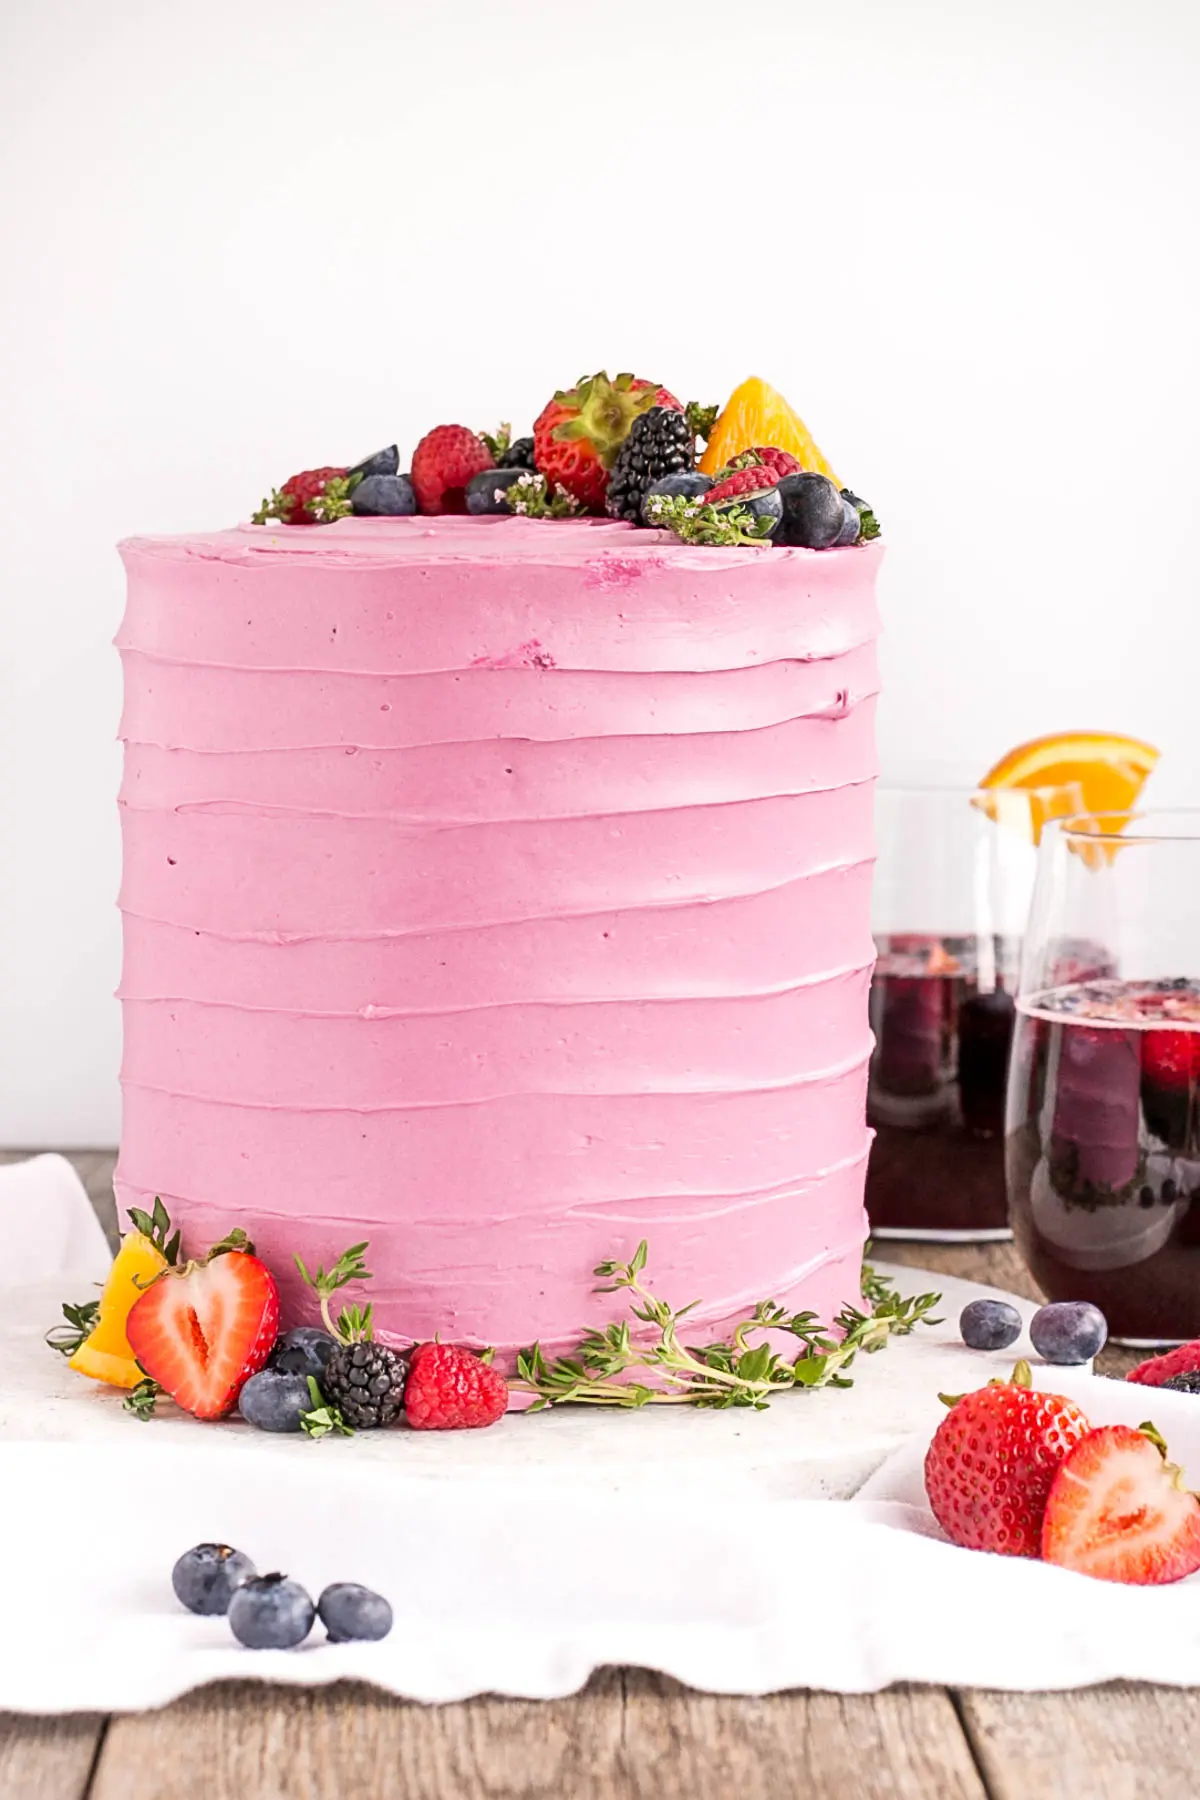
[116, 517, 880, 1357]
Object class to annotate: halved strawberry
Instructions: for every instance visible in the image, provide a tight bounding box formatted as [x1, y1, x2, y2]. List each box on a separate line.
[1042, 1424, 1200, 1584]
[125, 1238, 279, 1420]
[1142, 1030, 1200, 1092]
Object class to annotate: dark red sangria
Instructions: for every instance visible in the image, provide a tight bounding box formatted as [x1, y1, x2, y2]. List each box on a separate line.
[1007, 977, 1200, 1344]
[866, 935, 1016, 1239]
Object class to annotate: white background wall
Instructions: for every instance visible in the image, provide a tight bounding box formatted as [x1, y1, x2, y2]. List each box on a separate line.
[1, 0, 1197, 1146]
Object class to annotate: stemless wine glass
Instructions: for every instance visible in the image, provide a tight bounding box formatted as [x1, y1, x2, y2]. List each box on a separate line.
[1007, 811, 1200, 1345]
[867, 782, 1083, 1241]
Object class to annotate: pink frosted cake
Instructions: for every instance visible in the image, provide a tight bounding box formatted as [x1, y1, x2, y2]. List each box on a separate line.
[115, 395, 881, 1370]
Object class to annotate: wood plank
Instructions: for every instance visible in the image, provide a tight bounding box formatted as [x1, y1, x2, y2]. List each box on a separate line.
[959, 1683, 1200, 1800]
[0, 1712, 105, 1800]
[90, 1673, 631, 1800]
[621, 1673, 986, 1800]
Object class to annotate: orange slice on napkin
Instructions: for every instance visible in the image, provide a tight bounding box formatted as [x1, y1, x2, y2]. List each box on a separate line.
[69, 1229, 168, 1389]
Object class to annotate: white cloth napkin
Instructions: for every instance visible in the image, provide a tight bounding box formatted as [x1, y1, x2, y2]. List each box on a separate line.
[4, 1395, 1200, 1713]
[0, 1154, 112, 1286]
[4, 1164, 1200, 1710]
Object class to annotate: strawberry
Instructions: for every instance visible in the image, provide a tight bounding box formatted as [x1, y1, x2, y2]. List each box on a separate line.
[923, 1364, 1090, 1556]
[404, 1342, 508, 1430]
[125, 1232, 279, 1420]
[1142, 1029, 1200, 1092]
[533, 372, 682, 512]
[1042, 1424, 1200, 1584]
[1128, 1338, 1200, 1386]
[705, 465, 781, 506]
[253, 467, 353, 526]
[410, 425, 493, 515]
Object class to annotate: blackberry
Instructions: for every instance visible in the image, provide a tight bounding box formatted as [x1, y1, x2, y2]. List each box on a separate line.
[295, 1241, 407, 1430]
[1162, 1370, 1200, 1395]
[497, 435, 537, 471]
[605, 407, 695, 523]
[322, 1338, 408, 1429]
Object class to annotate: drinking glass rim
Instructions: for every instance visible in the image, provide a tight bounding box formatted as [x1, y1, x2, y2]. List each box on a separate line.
[1053, 807, 1200, 847]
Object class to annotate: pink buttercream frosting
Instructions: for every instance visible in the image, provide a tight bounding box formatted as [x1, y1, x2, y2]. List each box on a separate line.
[115, 515, 881, 1363]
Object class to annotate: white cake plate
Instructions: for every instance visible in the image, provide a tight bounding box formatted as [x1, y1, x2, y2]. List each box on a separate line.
[5, 1265, 1050, 1502]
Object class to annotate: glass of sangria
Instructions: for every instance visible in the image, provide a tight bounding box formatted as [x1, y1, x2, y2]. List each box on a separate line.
[867, 784, 1082, 1241]
[1007, 811, 1200, 1344]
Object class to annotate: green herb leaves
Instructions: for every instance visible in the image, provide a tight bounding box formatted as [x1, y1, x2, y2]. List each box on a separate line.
[295, 1242, 374, 1343]
[513, 1242, 941, 1411]
[45, 1298, 101, 1357]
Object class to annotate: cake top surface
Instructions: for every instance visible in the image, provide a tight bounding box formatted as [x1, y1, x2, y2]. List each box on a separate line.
[120, 515, 882, 574]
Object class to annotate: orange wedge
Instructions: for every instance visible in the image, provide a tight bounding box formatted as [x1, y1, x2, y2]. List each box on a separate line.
[69, 1229, 168, 1389]
[974, 732, 1159, 846]
[699, 377, 840, 485]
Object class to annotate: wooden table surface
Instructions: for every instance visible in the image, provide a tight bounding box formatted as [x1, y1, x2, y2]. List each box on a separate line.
[3, 1152, 1196, 1800]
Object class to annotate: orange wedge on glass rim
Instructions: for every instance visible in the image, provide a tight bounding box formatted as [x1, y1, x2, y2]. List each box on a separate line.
[973, 731, 1159, 850]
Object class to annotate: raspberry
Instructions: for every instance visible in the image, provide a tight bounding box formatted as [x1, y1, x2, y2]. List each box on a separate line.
[411, 425, 494, 515]
[404, 1342, 508, 1430]
[1128, 1339, 1200, 1386]
[253, 466, 349, 526]
[742, 446, 802, 479]
[706, 465, 781, 506]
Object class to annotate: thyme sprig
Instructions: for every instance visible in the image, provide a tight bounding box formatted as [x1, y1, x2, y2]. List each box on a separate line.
[295, 1241, 374, 1343]
[504, 472, 581, 518]
[512, 1242, 941, 1411]
[480, 422, 513, 460]
[684, 400, 719, 443]
[644, 492, 776, 549]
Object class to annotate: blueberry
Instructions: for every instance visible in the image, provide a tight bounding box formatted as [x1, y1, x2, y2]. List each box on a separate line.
[352, 473, 416, 516]
[1029, 1300, 1108, 1364]
[172, 1543, 256, 1616]
[465, 467, 528, 515]
[238, 1368, 312, 1433]
[959, 1297, 1023, 1352]
[776, 472, 845, 548]
[349, 445, 399, 480]
[641, 471, 713, 523]
[318, 1582, 394, 1643]
[228, 1574, 315, 1650]
[271, 1326, 337, 1381]
[834, 495, 863, 546]
[710, 484, 783, 538]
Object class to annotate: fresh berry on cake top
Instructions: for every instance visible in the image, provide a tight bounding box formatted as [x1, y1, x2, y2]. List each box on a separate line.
[605, 406, 696, 523]
[253, 466, 356, 526]
[533, 371, 682, 512]
[411, 425, 494, 514]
